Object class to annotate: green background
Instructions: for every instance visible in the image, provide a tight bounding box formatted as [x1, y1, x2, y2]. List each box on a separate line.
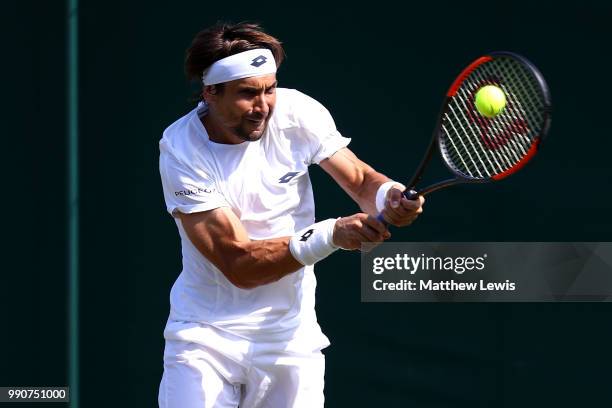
[4, 1, 612, 406]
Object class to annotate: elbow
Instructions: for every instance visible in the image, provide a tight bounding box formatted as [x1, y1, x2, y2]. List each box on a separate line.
[224, 259, 285, 290]
[214, 242, 285, 290]
[225, 269, 258, 290]
[216, 262, 254, 290]
[218, 248, 259, 290]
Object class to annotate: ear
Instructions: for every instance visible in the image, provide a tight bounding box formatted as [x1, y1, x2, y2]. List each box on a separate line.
[202, 85, 218, 103]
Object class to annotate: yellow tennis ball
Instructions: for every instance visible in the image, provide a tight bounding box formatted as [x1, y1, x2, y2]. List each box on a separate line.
[474, 85, 507, 118]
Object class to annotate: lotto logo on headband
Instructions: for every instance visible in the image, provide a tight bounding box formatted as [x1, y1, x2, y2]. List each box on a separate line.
[202, 48, 277, 85]
[251, 55, 267, 67]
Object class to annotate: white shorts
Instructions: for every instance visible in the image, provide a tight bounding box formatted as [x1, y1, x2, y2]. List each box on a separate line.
[158, 322, 326, 408]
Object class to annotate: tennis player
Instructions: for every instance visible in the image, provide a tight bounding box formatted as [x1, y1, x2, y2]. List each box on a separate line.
[157, 22, 425, 408]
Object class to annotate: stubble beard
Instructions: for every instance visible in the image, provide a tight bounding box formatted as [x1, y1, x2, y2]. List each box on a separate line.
[232, 113, 271, 142]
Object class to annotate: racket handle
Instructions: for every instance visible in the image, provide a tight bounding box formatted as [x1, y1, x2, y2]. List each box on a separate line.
[375, 190, 418, 225]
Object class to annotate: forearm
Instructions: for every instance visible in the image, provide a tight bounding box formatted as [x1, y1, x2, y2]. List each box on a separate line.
[182, 208, 390, 290]
[321, 148, 400, 215]
[329, 161, 391, 215]
[353, 167, 394, 215]
[220, 237, 303, 289]
[179, 209, 304, 289]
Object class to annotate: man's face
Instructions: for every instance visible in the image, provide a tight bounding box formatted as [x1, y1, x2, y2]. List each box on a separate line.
[206, 74, 277, 142]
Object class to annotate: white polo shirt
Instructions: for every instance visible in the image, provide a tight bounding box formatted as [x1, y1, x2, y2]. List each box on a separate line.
[159, 88, 350, 348]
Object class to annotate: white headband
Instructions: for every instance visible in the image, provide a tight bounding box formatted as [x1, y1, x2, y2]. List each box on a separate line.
[202, 48, 277, 86]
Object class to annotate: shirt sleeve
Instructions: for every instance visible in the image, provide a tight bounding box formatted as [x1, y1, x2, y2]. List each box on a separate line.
[294, 92, 351, 165]
[159, 149, 229, 217]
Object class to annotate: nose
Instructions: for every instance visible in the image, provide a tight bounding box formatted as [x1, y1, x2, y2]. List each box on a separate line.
[252, 93, 269, 117]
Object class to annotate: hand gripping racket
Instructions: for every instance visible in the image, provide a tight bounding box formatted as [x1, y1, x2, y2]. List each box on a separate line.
[378, 51, 552, 222]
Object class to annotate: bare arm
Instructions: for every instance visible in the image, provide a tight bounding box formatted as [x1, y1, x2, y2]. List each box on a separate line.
[178, 205, 389, 289]
[178, 207, 302, 290]
[318, 148, 389, 215]
[319, 147, 424, 225]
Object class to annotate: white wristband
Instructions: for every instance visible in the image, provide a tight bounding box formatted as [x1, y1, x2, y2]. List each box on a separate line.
[289, 219, 338, 266]
[376, 181, 406, 212]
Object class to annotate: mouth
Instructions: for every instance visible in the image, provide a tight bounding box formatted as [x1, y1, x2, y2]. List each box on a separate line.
[247, 116, 265, 122]
[246, 117, 266, 129]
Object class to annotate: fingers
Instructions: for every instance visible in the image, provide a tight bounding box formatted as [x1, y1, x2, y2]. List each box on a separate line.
[383, 194, 425, 226]
[362, 214, 389, 236]
[357, 225, 382, 243]
[395, 195, 424, 216]
[357, 214, 389, 242]
[406, 194, 425, 211]
[388, 188, 403, 209]
[333, 214, 392, 250]
[364, 224, 391, 241]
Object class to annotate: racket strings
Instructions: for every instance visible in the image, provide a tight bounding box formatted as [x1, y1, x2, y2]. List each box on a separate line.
[440, 56, 547, 179]
[449, 95, 507, 175]
[457, 74, 530, 174]
[471, 59, 540, 164]
[444, 89, 517, 178]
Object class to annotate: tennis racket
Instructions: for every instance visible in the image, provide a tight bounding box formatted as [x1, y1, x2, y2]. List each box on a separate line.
[378, 51, 552, 222]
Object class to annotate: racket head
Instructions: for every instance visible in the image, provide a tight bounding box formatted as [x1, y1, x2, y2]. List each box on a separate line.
[436, 52, 552, 183]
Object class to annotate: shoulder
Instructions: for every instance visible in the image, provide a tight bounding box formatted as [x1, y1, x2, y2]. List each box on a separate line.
[276, 88, 328, 112]
[159, 106, 206, 165]
[273, 88, 332, 129]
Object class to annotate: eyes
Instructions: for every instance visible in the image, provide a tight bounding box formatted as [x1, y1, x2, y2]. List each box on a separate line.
[238, 85, 277, 97]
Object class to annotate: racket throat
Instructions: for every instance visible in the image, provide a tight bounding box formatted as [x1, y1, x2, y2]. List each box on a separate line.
[405, 178, 463, 199]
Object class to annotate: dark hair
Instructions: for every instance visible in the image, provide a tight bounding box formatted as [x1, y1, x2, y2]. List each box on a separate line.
[185, 22, 285, 97]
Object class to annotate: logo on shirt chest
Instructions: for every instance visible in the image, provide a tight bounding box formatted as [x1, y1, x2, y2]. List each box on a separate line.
[278, 172, 300, 184]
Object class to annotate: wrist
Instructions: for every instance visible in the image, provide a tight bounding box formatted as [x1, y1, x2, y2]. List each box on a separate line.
[375, 181, 406, 212]
[289, 218, 339, 266]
